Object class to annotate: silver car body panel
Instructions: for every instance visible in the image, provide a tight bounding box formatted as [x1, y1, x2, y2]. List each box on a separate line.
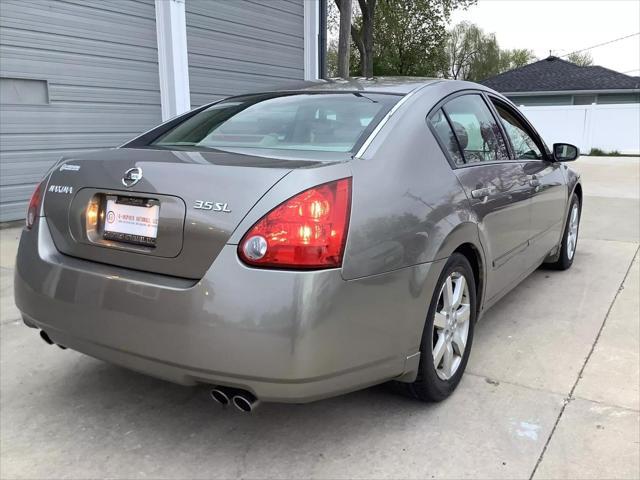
[14, 78, 580, 403]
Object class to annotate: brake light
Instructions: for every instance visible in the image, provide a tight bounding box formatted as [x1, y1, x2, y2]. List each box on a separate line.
[26, 182, 44, 230]
[239, 178, 352, 269]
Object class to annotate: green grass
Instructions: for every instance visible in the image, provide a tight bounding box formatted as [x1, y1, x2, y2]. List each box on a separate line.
[588, 147, 628, 156]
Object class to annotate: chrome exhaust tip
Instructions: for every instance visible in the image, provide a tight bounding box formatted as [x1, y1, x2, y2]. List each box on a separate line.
[232, 393, 259, 413]
[210, 387, 231, 406]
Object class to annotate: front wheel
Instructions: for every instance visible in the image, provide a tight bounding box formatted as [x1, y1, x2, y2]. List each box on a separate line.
[546, 193, 581, 270]
[405, 253, 477, 402]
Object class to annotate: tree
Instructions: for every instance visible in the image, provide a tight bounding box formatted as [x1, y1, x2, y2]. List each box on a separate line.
[465, 31, 501, 81]
[334, 0, 373, 77]
[374, 0, 453, 76]
[336, 0, 353, 77]
[566, 51, 593, 66]
[501, 48, 537, 70]
[445, 22, 536, 81]
[446, 21, 482, 79]
[332, 0, 476, 78]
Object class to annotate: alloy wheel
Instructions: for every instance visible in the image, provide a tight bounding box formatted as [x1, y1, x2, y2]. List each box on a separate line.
[567, 203, 579, 260]
[432, 271, 471, 381]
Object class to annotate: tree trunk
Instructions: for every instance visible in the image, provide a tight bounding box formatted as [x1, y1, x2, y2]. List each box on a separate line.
[351, 24, 365, 75]
[337, 0, 352, 78]
[359, 0, 375, 77]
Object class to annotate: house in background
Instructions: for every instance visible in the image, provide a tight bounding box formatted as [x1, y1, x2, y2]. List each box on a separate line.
[0, 0, 325, 222]
[480, 56, 640, 106]
[480, 56, 640, 155]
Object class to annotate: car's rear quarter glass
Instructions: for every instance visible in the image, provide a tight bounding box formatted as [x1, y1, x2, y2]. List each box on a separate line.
[429, 109, 465, 166]
[152, 93, 401, 154]
[442, 94, 510, 163]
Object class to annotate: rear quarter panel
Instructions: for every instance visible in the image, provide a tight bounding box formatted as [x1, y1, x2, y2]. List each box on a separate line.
[341, 83, 479, 281]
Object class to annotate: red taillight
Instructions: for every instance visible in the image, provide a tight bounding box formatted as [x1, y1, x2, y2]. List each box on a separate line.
[26, 182, 44, 230]
[239, 178, 352, 269]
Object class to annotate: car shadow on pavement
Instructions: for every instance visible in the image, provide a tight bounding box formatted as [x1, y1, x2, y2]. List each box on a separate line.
[43, 355, 435, 441]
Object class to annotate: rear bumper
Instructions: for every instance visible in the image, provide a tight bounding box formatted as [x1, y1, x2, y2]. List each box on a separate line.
[15, 218, 442, 403]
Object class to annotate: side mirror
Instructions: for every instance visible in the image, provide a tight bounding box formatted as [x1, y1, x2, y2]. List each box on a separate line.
[553, 143, 579, 162]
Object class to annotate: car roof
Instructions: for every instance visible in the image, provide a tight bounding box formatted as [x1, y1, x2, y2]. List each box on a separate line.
[272, 77, 445, 95]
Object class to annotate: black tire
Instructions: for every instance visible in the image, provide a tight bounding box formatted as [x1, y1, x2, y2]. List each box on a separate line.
[546, 193, 581, 271]
[405, 253, 477, 402]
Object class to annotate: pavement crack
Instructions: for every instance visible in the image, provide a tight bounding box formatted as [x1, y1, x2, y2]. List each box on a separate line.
[528, 246, 639, 480]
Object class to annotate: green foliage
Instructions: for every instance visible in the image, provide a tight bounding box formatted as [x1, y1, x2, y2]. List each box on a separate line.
[373, 0, 476, 76]
[503, 48, 537, 69]
[589, 147, 624, 156]
[373, 0, 459, 76]
[327, 0, 476, 77]
[446, 22, 536, 81]
[327, 1, 538, 80]
[566, 51, 593, 67]
[326, 39, 338, 77]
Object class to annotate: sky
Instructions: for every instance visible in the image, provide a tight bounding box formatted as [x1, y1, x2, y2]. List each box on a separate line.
[451, 0, 640, 75]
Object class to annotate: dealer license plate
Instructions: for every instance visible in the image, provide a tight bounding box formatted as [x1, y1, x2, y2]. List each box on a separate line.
[103, 196, 160, 246]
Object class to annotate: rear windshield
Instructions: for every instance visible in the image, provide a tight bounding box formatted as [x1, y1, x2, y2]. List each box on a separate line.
[151, 93, 400, 153]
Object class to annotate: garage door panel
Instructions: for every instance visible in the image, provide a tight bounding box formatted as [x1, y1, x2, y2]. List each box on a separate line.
[50, 85, 160, 105]
[187, 1, 303, 38]
[0, 133, 135, 152]
[1, 107, 160, 135]
[1, 49, 160, 90]
[186, 0, 305, 108]
[189, 66, 303, 97]
[1, 0, 157, 45]
[187, 30, 303, 67]
[1, 28, 157, 64]
[0, 0, 161, 221]
[188, 53, 303, 81]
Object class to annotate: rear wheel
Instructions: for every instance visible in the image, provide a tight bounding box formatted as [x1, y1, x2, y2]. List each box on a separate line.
[546, 193, 580, 270]
[406, 253, 476, 402]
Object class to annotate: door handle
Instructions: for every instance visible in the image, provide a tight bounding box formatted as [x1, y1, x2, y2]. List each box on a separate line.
[471, 185, 497, 199]
[529, 176, 541, 188]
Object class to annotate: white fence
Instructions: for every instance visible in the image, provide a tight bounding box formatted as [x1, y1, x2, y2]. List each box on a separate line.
[519, 103, 640, 155]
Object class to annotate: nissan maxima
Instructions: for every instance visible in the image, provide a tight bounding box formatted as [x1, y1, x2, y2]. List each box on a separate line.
[15, 79, 582, 412]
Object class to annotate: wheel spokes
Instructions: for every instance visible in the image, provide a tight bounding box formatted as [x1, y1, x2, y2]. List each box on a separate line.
[442, 276, 454, 310]
[434, 311, 448, 330]
[442, 342, 455, 378]
[433, 335, 446, 366]
[451, 275, 466, 309]
[452, 329, 466, 356]
[456, 304, 470, 325]
[432, 270, 472, 381]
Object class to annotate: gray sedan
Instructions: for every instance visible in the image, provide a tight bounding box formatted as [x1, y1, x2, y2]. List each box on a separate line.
[15, 78, 582, 411]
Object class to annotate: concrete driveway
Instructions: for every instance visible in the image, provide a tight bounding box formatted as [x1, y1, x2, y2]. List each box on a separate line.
[1, 156, 638, 479]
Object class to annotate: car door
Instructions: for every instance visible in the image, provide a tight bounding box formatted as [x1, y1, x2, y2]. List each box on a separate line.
[489, 98, 567, 268]
[428, 93, 532, 303]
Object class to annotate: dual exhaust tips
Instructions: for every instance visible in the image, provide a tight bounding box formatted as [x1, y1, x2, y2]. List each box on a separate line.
[41, 327, 255, 411]
[210, 387, 259, 413]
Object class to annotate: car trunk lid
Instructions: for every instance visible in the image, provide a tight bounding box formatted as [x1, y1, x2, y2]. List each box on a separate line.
[43, 148, 324, 279]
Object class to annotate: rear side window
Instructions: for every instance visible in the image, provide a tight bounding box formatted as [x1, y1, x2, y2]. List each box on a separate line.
[443, 94, 510, 163]
[151, 93, 400, 153]
[429, 109, 465, 166]
[492, 102, 544, 160]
